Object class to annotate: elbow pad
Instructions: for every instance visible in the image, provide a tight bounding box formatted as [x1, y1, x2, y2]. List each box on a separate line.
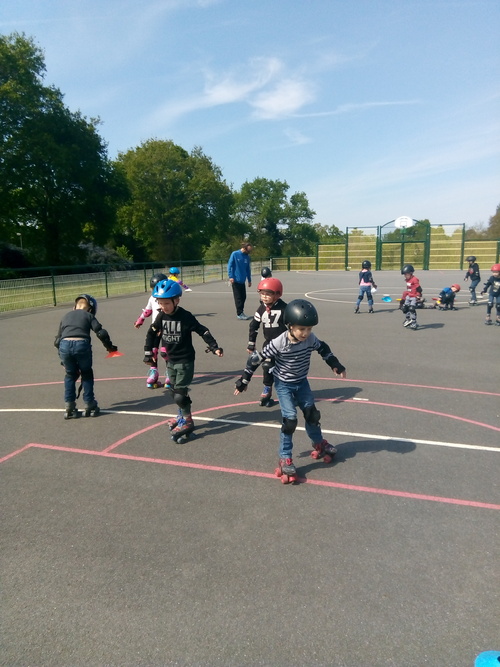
[96, 328, 112, 348]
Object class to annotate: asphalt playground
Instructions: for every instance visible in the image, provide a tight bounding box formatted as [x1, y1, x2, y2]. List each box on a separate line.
[1, 269, 499, 667]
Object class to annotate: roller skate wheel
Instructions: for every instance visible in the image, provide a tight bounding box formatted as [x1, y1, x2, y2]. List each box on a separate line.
[281, 474, 290, 484]
[274, 467, 283, 478]
[311, 450, 321, 459]
[323, 454, 332, 464]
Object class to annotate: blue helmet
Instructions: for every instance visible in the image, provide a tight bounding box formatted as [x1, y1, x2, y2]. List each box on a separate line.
[75, 294, 97, 315]
[169, 267, 180, 275]
[152, 279, 183, 299]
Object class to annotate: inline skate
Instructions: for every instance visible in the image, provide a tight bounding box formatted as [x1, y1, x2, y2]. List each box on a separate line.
[84, 400, 100, 418]
[64, 401, 80, 419]
[259, 385, 274, 407]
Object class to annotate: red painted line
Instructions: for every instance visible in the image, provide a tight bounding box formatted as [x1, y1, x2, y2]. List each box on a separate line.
[192, 401, 260, 414]
[195, 373, 500, 397]
[0, 443, 33, 463]
[4, 442, 499, 510]
[1, 375, 499, 397]
[102, 419, 171, 453]
[318, 398, 500, 433]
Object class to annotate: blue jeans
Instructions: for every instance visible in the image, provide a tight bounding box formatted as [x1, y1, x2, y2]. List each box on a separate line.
[274, 376, 323, 459]
[356, 285, 373, 307]
[58, 339, 94, 404]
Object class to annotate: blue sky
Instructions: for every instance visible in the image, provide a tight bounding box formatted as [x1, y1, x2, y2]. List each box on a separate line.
[2, 0, 499, 231]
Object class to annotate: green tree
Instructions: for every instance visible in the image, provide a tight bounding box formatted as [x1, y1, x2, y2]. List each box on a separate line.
[233, 178, 315, 257]
[312, 223, 345, 244]
[487, 204, 500, 238]
[466, 203, 500, 239]
[1, 33, 123, 265]
[114, 140, 234, 262]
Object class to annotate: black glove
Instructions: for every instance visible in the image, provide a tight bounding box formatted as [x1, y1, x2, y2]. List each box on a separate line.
[235, 377, 249, 393]
[205, 343, 223, 355]
[107, 345, 118, 353]
[143, 351, 154, 365]
[247, 342, 256, 352]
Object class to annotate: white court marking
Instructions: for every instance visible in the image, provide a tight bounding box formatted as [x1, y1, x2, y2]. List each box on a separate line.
[1, 408, 498, 453]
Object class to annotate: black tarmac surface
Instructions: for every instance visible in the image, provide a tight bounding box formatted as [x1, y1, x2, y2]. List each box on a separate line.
[1, 270, 499, 667]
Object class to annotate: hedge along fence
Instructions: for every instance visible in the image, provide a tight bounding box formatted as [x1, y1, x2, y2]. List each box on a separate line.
[0, 259, 272, 313]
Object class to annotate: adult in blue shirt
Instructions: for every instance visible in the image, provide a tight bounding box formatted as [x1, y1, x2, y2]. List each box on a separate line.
[228, 242, 253, 320]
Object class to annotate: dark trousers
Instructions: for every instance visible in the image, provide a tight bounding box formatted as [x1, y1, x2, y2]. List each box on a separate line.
[231, 282, 247, 315]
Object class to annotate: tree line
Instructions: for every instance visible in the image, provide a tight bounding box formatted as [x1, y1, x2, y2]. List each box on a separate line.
[2, 33, 497, 271]
[1, 33, 345, 269]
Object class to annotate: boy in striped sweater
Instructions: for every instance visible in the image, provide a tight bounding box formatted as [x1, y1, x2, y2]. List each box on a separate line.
[234, 299, 346, 483]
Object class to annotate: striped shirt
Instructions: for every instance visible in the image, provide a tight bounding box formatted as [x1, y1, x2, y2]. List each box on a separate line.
[261, 331, 342, 383]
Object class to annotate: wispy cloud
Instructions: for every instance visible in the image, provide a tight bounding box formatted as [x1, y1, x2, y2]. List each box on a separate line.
[144, 56, 317, 129]
[293, 100, 422, 119]
[282, 127, 312, 146]
[250, 78, 316, 119]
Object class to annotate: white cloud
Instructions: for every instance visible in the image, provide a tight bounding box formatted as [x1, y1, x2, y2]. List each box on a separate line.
[293, 100, 422, 119]
[250, 78, 316, 119]
[283, 127, 312, 146]
[145, 60, 318, 131]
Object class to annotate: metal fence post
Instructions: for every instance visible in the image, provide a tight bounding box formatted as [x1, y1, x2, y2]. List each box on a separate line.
[51, 270, 57, 306]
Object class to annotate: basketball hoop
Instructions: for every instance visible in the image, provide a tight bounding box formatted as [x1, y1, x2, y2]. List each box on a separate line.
[394, 216, 415, 229]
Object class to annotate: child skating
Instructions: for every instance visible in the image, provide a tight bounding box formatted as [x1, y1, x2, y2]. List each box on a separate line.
[480, 264, 500, 326]
[134, 273, 169, 389]
[401, 264, 421, 330]
[234, 299, 346, 483]
[168, 267, 192, 291]
[247, 277, 287, 407]
[143, 279, 223, 442]
[354, 260, 377, 313]
[54, 294, 118, 419]
[464, 255, 481, 305]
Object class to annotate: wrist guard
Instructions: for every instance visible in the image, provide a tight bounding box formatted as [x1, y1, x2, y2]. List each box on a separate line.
[235, 377, 249, 392]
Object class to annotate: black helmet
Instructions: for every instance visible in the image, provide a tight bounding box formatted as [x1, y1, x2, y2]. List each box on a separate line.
[362, 260, 372, 269]
[75, 294, 97, 315]
[401, 264, 415, 274]
[284, 299, 319, 327]
[466, 255, 476, 263]
[261, 266, 272, 278]
[150, 273, 167, 289]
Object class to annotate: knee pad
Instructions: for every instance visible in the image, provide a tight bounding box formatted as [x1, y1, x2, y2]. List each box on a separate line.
[409, 304, 416, 314]
[402, 303, 410, 314]
[302, 405, 321, 426]
[80, 368, 94, 382]
[173, 389, 191, 410]
[281, 418, 298, 435]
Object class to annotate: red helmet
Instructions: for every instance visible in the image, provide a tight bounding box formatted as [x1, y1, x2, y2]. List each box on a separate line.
[451, 284, 461, 292]
[257, 278, 283, 297]
[491, 264, 500, 272]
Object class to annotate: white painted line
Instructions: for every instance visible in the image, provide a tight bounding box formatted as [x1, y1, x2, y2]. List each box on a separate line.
[1, 408, 498, 453]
